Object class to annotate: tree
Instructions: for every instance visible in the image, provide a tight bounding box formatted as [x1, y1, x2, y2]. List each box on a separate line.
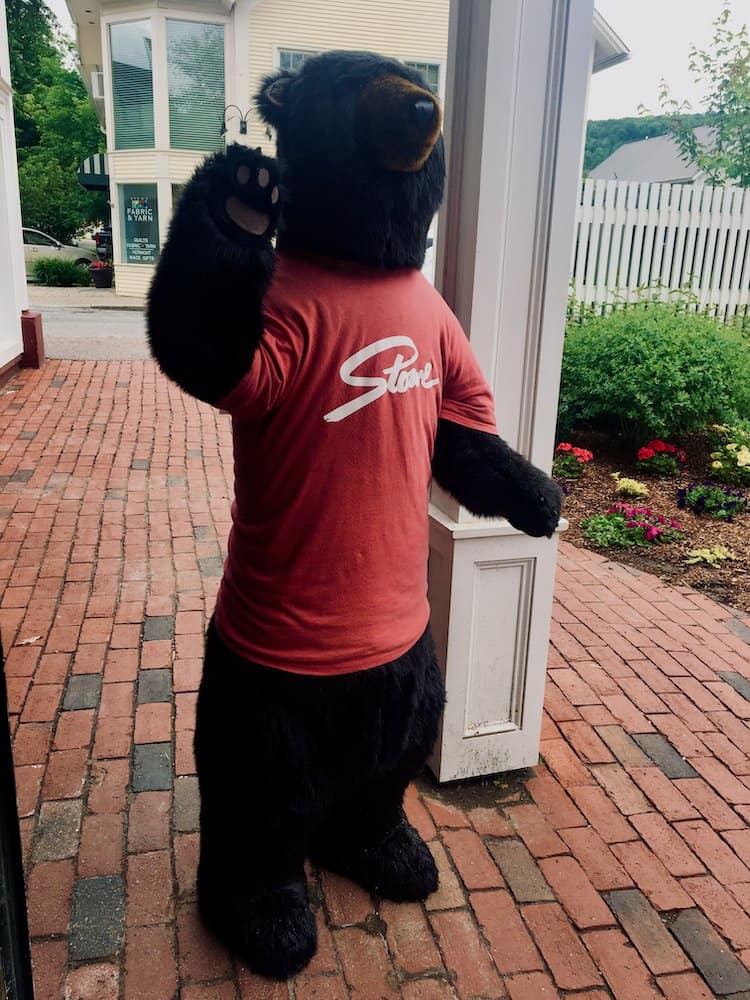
[17, 150, 90, 239]
[655, 5, 750, 187]
[7, 0, 107, 241]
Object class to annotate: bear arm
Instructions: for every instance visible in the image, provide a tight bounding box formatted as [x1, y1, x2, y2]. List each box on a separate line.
[147, 243, 271, 406]
[431, 418, 563, 538]
[147, 147, 279, 406]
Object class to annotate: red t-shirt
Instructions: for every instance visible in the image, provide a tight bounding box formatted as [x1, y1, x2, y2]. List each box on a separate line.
[214, 252, 497, 675]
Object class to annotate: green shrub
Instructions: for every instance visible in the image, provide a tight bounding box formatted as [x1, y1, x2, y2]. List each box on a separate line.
[557, 305, 750, 442]
[32, 256, 91, 287]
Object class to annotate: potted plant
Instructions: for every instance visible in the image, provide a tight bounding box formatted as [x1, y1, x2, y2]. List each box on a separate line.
[89, 260, 114, 289]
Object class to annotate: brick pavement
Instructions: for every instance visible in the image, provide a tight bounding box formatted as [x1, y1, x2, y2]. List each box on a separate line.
[3, 360, 750, 998]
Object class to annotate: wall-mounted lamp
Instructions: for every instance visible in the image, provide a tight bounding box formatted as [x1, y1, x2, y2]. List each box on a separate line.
[220, 105, 251, 137]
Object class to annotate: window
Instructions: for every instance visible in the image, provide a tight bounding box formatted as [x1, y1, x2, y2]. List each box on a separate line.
[404, 60, 440, 96]
[109, 20, 155, 149]
[278, 49, 318, 73]
[167, 20, 225, 152]
[23, 230, 57, 247]
[119, 184, 160, 264]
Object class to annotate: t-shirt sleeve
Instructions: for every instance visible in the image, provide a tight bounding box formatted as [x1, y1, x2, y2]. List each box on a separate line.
[440, 312, 498, 434]
[217, 309, 302, 422]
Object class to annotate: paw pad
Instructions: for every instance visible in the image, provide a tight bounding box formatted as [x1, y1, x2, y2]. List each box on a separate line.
[236, 164, 251, 186]
[257, 167, 270, 189]
[271, 187, 279, 205]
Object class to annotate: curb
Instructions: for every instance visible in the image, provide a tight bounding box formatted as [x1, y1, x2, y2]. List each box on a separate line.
[33, 303, 145, 313]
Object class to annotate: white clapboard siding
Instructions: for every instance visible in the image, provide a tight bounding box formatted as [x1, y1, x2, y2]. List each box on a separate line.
[571, 178, 750, 320]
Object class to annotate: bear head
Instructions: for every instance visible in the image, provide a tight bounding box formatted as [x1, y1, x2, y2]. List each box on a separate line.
[255, 50, 445, 270]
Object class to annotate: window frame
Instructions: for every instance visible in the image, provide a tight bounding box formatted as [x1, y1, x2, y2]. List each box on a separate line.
[101, 7, 232, 155]
[402, 58, 445, 101]
[166, 16, 226, 153]
[274, 47, 320, 74]
[107, 16, 157, 151]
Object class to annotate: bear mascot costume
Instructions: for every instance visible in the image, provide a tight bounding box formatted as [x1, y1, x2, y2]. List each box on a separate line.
[147, 51, 562, 980]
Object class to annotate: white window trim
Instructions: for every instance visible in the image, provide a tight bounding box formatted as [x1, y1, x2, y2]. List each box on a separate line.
[273, 46, 320, 71]
[101, 6, 233, 155]
[101, 5, 234, 269]
[400, 57, 446, 103]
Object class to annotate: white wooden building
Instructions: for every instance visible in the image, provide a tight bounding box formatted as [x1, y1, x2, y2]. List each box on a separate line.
[0, 4, 28, 376]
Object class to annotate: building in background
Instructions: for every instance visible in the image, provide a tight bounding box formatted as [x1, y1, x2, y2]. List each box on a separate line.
[0, 4, 29, 372]
[590, 124, 713, 183]
[65, 0, 625, 298]
[65, 0, 450, 296]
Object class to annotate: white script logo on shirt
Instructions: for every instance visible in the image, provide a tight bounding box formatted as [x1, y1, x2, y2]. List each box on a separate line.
[323, 335, 440, 423]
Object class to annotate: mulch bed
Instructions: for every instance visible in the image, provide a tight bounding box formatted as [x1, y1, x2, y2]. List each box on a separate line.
[559, 432, 750, 614]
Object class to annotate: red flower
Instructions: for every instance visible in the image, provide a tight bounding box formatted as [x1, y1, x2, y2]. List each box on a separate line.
[638, 447, 656, 461]
[556, 442, 573, 452]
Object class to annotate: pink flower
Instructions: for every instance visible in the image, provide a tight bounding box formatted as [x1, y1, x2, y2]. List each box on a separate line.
[556, 442, 572, 452]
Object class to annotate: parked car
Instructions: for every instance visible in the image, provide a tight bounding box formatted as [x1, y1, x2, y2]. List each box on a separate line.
[22, 228, 97, 278]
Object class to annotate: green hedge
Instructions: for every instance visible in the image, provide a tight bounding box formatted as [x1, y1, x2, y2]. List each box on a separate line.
[557, 305, 750, 442]
[32, 256, 91, 287]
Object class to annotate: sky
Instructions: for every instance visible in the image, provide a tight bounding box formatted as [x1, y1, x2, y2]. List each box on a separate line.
[588, 0, 725, 120]
[46, 0, 734, 123]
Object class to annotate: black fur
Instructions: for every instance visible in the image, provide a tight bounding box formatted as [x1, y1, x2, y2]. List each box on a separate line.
[258, 52, 445, 270]
[433, 419, 563, 537]
[146, 49, 562, 980]
[195, 620, 444, 979]
[147, 145, 279, 404]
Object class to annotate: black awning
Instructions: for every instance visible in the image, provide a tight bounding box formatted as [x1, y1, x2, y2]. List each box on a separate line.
[77, 152, 109, 191]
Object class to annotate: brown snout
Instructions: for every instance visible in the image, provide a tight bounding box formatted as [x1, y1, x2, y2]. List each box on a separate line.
[359, 74, 442, 172]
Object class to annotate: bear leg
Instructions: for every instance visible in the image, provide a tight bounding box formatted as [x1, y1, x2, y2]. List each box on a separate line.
[311, 639, 445, 901]
[194, 626, 318, 979]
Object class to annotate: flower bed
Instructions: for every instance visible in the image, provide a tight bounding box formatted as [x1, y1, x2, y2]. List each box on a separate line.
[582, 503, 683, 547]
[557, 432, 750, 612]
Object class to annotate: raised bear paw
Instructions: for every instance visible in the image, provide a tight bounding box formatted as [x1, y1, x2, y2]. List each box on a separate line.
[204, 144, 281, 247]
[313, 818, 439, 902]
[504, 463, 563, 539]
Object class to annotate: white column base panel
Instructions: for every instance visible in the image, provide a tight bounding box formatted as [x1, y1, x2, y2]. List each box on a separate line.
[428, 505, 564, 782]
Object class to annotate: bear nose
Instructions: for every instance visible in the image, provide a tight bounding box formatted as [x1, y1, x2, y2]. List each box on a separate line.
[359, 75, 443, 173]
[413, 99, 437, 123]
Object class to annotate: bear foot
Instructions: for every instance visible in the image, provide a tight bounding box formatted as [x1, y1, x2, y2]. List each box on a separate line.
[198, 878, 317, 980]
[313, 818, 438, 902]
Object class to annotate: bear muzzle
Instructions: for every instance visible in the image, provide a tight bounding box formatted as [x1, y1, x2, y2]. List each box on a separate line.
[359, 74, 442, 173]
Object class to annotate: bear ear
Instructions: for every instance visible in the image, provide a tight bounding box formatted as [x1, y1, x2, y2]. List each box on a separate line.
[255, 70, 292, 127]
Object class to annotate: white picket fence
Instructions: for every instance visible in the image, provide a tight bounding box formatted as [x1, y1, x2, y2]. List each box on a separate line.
[570, 178, 750, 320]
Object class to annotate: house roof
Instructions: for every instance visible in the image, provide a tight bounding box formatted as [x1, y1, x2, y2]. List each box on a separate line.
[592, 10, 629, 74]
[589, 125, 713, 183]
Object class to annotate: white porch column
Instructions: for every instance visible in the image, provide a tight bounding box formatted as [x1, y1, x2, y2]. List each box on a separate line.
[428, 0, 594, 781]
